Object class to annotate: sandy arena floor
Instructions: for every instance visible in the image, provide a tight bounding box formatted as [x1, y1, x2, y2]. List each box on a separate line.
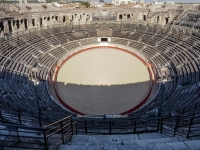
[56, 47, 151, 115]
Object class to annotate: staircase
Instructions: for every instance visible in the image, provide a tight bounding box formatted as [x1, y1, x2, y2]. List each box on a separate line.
[0, 115, 75, 150]
[59, 133, 200, 150]
[97, 24, 112, 37]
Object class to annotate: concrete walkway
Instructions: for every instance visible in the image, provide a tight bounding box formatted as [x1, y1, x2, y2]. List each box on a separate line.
[59, 133, 200, 150]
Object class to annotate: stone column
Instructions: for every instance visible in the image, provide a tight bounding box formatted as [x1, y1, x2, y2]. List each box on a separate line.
[42, 17, 47, 26]
[28, 18, 33, 29]
[12, 20, 17, 33]
[3, 20, 9, 34]
[19, 0, 22, 4]
[37, 18, 40, 27]
[11, 20, 15, 33]
[0, 29, 3, 37]
[19, 19, 24, 31]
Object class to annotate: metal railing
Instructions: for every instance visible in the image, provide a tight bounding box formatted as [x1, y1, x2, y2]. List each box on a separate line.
[0, 115, 75, 150]
[74, 112, 200, 139]
[0, 108, 67, 128]
[74, 116, 161, 135]
[45, 115, 76, 150]
[0, 127, 19, 149]
[160, 112, 200, 138]
[0, 123, 47, 149]
[1, 112, 200, 149]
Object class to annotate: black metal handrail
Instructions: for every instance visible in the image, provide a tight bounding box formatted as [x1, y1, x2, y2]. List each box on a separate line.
[159, 113, 200, 138]
[74, 116, 162, 135]
[0, 113, 200, 149]
[44, 115, 75, 150]
[0, 122, 47, 150]
[0, 115, 75, 150]
[0, 126, 19, 149]
[74, 113, 200, 139]
[0, 108, 70, 128]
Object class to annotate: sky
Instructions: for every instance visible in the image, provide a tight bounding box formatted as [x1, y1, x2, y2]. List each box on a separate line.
[103, 0, 200, 3]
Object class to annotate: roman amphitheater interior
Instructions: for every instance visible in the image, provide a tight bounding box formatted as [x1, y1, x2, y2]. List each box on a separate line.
[0, 0, 200, 149]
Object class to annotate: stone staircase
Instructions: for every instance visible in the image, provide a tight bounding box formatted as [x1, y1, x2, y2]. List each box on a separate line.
[97, 25, 112, 37]
[59, 133, 200, 150]
[97, 29, 112, 37]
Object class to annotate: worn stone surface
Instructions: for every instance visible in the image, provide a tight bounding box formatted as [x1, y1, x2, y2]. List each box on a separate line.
[138, 132, 167, 140]
[59, 134, 200, 150]
[184, 140, 200, 148]
[155, 143, 173, 150]
[123, 137, 178, 145]
[118, 145, 135, 150]
[131, 143, 158, 150]
[0, 3, 198, 37]
[59, 145, 104, 150]
[166, 141, 188, 150]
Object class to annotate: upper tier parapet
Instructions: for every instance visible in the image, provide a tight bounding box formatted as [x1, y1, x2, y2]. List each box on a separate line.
[0, 3, 199, 37]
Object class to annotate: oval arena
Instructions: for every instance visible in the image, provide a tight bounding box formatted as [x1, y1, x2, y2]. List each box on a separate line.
[55, 47, 152, 115]
[0, 1, 200, 149]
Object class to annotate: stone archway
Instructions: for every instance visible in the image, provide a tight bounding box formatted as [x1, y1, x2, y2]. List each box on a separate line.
[119, 14, 123, 20]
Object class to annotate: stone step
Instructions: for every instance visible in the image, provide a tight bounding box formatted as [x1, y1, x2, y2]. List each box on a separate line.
[59, 134, 200, 150]
[154, 140, 200, 150]
[69, 133, 169, 146]
[123, 137, 179, 145]
[71, 132, 166, 142]
[184, 140, 200, 149]
[59, 140, 200, 150]
[71, 134, 138, 144]
[165, 141, 188, 150]
[59, 144, 157, 150]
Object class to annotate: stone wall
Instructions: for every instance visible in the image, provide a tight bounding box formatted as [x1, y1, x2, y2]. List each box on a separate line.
[0, 3, 198, 37]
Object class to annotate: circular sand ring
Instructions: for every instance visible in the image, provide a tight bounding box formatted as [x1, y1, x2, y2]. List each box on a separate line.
[55, 46, 152, 115]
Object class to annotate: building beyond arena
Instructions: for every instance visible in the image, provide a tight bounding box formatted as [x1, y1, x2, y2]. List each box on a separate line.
[0, 0, 200, 149]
